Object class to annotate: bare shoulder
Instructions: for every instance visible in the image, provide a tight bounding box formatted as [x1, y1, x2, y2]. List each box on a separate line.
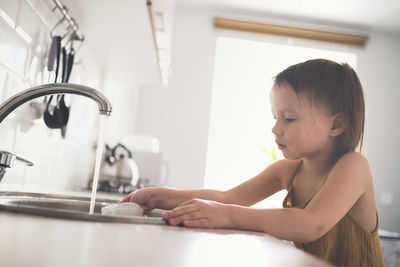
[337, 151, 369, 164]
[332, 152, 371, 179]
[270, 159, 302, 190]
[328, 152, 373, 196]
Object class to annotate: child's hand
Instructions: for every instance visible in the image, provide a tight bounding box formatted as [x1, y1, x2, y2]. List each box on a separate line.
[162, 198, 230, 229]
[119, 188, 157, 214]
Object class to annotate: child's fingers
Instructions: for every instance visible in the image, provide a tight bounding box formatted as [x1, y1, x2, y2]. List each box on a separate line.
[142, 199, 157, 214]
[167, 211, 204, 226]
[119, 193, 133, 203]
[119, 192, 142, 204]
[163, 204, 200, 220]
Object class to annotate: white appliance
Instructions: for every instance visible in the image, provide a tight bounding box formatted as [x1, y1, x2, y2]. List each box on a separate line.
[121, 134, 168, 186]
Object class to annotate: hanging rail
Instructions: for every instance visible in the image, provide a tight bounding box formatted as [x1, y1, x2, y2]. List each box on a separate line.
[52, 0, 85, 42]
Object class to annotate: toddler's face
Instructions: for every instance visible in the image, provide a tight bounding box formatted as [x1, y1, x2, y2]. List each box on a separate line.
[270, 83, 334, 160]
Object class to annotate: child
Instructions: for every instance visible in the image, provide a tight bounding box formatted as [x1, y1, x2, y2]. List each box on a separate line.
[120, 59, 384, 266]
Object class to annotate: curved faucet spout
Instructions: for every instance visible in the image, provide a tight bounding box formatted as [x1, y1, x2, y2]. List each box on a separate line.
[0, 83, 112, 123]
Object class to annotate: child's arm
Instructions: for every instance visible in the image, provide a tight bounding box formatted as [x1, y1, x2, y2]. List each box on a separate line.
[120, 159, 289, 213]
[163, 152, 372, 243]
[222, 159, 293, 206]
[119, 187, 227, 213]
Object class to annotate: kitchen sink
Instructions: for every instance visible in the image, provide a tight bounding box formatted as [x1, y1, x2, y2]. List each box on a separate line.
[0, 191, 165, 225]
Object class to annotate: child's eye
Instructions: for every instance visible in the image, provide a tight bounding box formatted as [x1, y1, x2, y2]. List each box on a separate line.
[285, 118, 295, 122]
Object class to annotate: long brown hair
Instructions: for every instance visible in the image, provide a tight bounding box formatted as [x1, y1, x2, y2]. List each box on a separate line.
[274, 59, 365, 159]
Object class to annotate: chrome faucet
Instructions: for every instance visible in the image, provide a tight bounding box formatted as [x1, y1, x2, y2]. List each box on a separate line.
[0, 83, 112, 123]
[0, 83, 112, 181]
[0, 151, 33, 182]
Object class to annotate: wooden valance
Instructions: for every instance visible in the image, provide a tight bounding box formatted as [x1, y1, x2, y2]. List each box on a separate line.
[214, 17, 368, 47]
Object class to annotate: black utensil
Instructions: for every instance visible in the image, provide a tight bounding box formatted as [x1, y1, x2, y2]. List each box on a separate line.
[43, 36, 75, 137]
[58, 47, 70, 132]
[43, 94, 69, 130]
[53, 36, 62, 83]
[65, 48, 74, 83]
[43, 95, 62, 129]
[61, 47, 67, 83]
[44, 36, 62, 129]
[59, 47, 74, 138]
[47, 36, 60, 72]
[58, 95, 69, 124]
[43, 36, 60, 106]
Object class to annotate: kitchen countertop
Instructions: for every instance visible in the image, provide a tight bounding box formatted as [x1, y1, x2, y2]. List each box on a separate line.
[0, 189, 332, 267]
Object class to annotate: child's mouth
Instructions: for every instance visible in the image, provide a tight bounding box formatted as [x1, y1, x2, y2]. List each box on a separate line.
[277, 143, 286, 149]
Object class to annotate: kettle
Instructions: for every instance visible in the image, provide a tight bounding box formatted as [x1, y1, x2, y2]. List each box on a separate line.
[97, 143, 139, 188]
[111, 143, 139, 186]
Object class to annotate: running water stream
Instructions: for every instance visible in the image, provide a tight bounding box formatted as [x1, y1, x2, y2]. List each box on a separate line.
[89, 115, 108, 214]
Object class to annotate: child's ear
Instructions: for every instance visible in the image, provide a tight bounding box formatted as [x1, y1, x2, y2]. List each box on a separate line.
[329, 114, 345, 137]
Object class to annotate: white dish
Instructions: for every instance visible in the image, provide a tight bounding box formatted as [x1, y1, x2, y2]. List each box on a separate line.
[101, 202, 144, 217]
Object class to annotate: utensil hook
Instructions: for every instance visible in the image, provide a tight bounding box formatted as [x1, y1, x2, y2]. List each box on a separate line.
[64, 18, 78, 46]
[62, 25, 74, 41]
[50, 16, 66, 38]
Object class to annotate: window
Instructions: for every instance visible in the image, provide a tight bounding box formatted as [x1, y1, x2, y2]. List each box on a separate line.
[204, 36, 356, 208]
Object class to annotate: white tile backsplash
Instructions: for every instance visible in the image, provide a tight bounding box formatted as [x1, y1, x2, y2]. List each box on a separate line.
[17, 0, 45, 41]
[0, 0, 105, 192]
[63, 95, 99, 144]
[0, 116, 18, 151]
[4, 71, 27, 99]
[23, 160, 51, 185]
[0, 167, 25, 186]
[0, 19, 28, 76]
[0, 0, 19, 23]
[0, 0, 141, 192]
[0, 64, 7, 101]
[14, 121, 63, 158]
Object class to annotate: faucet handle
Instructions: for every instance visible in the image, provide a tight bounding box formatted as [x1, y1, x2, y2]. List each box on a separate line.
[15, 155, 34, 166]
[0, 151, 33, 182]
[0, 151, 34, 168]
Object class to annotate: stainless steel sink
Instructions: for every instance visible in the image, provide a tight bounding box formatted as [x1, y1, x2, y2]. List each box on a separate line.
[0, 191, 165, 225]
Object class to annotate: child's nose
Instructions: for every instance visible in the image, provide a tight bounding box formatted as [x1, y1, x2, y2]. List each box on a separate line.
[272, 122, 283, 136]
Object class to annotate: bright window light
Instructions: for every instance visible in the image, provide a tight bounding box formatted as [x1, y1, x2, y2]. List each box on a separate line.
[204, 36, 357, 208]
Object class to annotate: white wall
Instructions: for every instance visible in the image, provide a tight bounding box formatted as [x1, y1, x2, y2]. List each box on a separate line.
[0, 0, 139, 192]
[136, 3, 400, 232]
[358, 32, 400, 233]
[136, 5, 216, 189]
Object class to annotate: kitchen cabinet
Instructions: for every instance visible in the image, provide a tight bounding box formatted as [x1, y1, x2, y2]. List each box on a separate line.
[149, 0, 175, 86]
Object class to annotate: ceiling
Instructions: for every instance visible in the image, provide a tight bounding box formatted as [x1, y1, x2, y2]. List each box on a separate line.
[178, 0, 400, 34]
